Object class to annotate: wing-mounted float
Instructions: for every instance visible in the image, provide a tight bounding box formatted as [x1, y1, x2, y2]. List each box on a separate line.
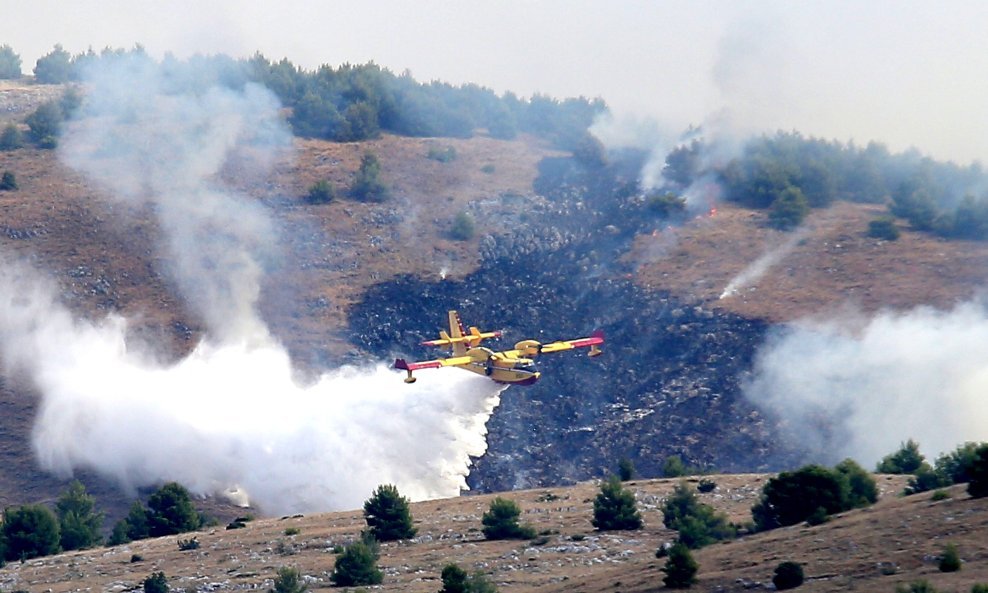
[394, 310, 604, 385]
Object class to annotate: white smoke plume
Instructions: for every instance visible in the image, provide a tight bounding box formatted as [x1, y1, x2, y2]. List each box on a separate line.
[719, 229, 807, 300]
[60, 57, 286, 344]
[743, 301, 988, 467]
[0, 55, 505, 514]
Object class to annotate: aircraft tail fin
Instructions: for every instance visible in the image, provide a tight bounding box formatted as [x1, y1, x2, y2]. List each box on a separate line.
[449, 310, 468, 356]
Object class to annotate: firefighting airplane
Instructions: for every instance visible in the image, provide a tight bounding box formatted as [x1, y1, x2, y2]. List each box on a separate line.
[394, 310, 604, 385]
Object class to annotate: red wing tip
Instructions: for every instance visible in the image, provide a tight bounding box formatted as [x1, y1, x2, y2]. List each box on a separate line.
[591, 329, 605, 341]
[394, 358, 409, 370]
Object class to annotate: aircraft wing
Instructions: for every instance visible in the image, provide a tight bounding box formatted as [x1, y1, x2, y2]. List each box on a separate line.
[394, 355, 475, 371]
[501, 330, 605, 358]
[394, 354, 477, 383]
[539, 330, 605, 354]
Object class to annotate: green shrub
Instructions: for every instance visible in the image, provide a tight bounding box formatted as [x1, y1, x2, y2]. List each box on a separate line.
[971, 584, 988, 593]
[662, 455, 687, 478]
[769, 186, 810, 230]
[773, 561, 804, 590]
[618, 458, 635, 481]
[868, 217, 900, 240]
[480, 164, 495, 174]
[0, 44, 21, 79]
[751, 465, 849, 531]
[25, 100, 63, 145]
[646, 191, 686, 218]
[0, 124, 22, 150]
[349, 152, 390, 202]
[363, 484, 417, 541]
[592, 476, 642, 531]
[936, 442, 986, 484]
[877, 439, 925, 474]
[142, 571, 168, 593]
[482, 497, 535, 540]
[1, 504, 61, 561]
[284, 527, 300, 536]
[1, 171, 18, 191]
[109, 500, 152, 545]
[905, 463, 949, 495]
[939, 543, 961, 572]
[146, 482, 201, 537]
[270, 566, 307, 593]
[661, 482, 735, 548]
[305, 180, 336, 204]
[661, 542, 698, 588]
[931, 489, 951, 501]
[967, 443, 988, 498]
[834, 458, 878, 507]
[56, 480, 103, 551]
[329, 541, 382, 586]
[696, 478, 716, 493]
[33, 45, 73, 84]
[427, 145, 457, 162]
[896, 580, 939, 593]
[440, 563, 468, 593]
[449, 211, 476, 241]
[464, 571, 498, 593]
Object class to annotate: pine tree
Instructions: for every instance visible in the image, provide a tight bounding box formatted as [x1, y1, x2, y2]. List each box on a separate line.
[440, 564, 468, 593]
[592, 476, 642, 531]
[968, 443, 988, 499]
[662, 543, 698, 588]
[146, 482, 201, 537]
[56, 480, 104, 550]
[330, 541, 383, 586]
[1, 504, 61, 561]
[363, 484, 417, 541]
[481, 497, 536, 540]
[0, 44, 21, 79]
[877, 439, 925, 474]
[661, 482, 734, 548]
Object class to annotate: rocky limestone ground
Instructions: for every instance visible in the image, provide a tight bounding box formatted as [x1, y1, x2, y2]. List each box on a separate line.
[9, 474, 988, 593]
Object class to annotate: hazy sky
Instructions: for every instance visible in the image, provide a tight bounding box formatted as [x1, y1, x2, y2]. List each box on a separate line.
[4, 0, 988, 163]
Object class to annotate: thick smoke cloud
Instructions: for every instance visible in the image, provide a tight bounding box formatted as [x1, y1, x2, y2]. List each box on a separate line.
[743, 301, 988, 466]
[0, 56, 505, 514]
[59, 57, 286, 344]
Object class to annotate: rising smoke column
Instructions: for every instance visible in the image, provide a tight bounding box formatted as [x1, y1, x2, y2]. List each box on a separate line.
[0, 55, 505, 514]
[719, 229, 807, 299]
[743, 301, 988, 467]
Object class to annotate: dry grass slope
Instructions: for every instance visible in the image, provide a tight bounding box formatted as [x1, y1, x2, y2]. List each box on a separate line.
[8, 474, 988, 593]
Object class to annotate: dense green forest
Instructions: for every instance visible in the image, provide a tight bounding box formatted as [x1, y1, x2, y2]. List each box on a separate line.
[0, 43, 605, 151]
[663, 132, 988, 239]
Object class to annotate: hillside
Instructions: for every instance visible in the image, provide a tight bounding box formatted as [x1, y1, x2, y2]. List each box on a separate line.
[3, 80, 988, 517]
[7, 474, 988, 593]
